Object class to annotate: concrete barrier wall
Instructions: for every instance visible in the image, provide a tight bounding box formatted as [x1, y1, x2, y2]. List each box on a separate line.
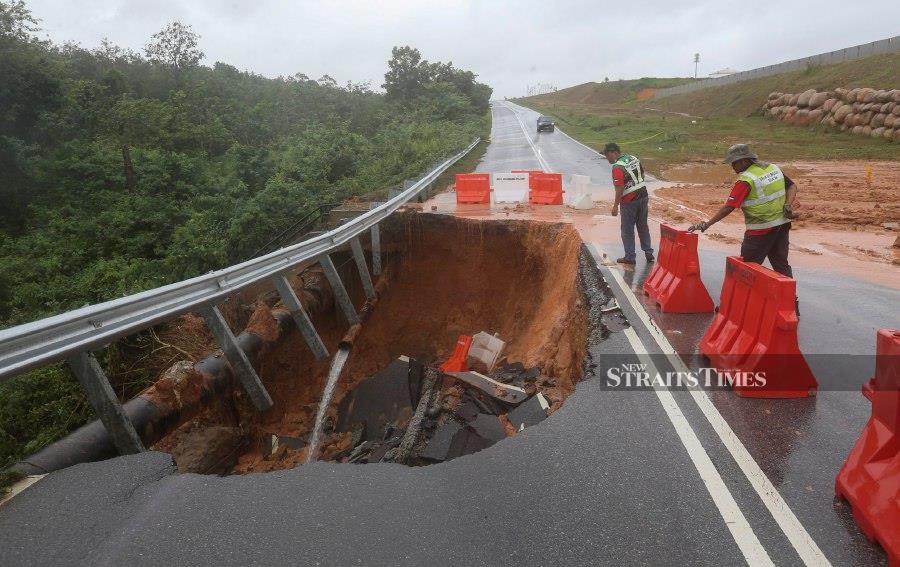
[655, 36, 900, 99]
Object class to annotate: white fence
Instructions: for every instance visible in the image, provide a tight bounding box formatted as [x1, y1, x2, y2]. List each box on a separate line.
[655, 36, 900, 99]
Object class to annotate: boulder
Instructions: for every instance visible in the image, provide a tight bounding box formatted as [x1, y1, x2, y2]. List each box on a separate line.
[861, 125, 872, 136]
[885, 114, 896, 129]
[860, 111, 874, 125]
[808, 92, 829, 108]
[894, 105, 900, 116]
[768, 91, 782, 100]
[872, 113, 887, 128]
[834, 104, 852, 122]
[882, 103, 894, 114]
[876, 90, 891, 103]
[845, 113, 858, 127]
[852, 125, 863, 135]
[840, 124, 849, 132]
[789, 93, 800, 106]
[852, 102, 863, 113]
[834, 87, 849, 101]
[883, 128, 894, 140]
[862, 89, 876, 103]
[894, 129, 900, 142]
[822, 98, 839, 113]
[797, 89, 816, 107]
[872, 127, 885, 138]
[847, 88, 861, 102]
[893, 90, 900, 103]
[808, 108, 823, 121]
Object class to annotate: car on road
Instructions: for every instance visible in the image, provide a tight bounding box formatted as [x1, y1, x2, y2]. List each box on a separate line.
[537, 116, 555, 133]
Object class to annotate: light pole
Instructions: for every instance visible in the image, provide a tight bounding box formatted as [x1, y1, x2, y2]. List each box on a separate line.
[694, 53, 700, 79]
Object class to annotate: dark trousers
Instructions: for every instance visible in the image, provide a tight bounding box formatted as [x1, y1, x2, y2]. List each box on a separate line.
[620, 195, 653, 260]
[740, 222, 792, 277]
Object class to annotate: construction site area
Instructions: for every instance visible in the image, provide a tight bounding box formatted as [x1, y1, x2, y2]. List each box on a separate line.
[0, 24, 899, 567]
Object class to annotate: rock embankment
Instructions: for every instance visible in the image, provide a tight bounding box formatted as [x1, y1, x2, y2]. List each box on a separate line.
[764, 88, 900, 142]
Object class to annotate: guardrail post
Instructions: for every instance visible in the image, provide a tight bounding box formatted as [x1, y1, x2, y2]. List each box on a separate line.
[350, 236, 376, 301]
[199, 305, 274, 411]
[319, 254, 361, 325]
[370, 224, 382, 276]
[272, 274, 329, 360]
[67, 351, 145, 454]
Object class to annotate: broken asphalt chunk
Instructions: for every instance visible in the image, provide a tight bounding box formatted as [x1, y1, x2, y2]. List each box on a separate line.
[508, 393, 550, 430]
[445, 371, 527, 404]
[421, 421, 463, 462]
[454, 400, 479, 422]
[469, 414, 505, 442]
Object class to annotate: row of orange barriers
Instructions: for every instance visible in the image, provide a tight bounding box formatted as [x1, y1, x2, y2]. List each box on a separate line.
[647, 224, 899, 560]
[455, 172, 563, 205]
[645, 224, 817, 398]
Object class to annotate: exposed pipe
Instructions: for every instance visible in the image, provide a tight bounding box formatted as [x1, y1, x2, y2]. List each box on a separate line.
[11, 269, 336, 475]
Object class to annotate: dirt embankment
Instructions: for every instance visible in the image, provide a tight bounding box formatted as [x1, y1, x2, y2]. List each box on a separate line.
[152, 213, 589, 474]
[652, 160, 900, 267]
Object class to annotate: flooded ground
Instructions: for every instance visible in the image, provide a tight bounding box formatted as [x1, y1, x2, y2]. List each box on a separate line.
[654, 160, 900, 271]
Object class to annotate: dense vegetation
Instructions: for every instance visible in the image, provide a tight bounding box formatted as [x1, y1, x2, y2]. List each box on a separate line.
[0, 1, 490, 476]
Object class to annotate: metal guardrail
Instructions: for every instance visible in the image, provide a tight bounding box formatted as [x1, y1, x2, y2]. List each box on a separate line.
[0, 137, 480, 381]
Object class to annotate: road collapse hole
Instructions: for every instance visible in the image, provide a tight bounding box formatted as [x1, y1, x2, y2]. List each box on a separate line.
[155, 214, 618, 473]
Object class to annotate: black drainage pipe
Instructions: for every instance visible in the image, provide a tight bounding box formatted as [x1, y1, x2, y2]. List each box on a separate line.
[12, 312, 292, 475]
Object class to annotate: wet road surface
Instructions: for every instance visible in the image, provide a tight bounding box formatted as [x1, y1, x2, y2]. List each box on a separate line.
[0, 101, 895, 566]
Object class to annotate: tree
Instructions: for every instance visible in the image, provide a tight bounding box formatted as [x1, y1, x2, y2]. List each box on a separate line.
[144, 21, 203, 70]
[0, 0, 38, 43]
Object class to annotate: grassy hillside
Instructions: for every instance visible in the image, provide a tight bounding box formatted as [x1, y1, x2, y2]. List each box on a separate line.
[516, 53, 900, 172]
[530, 77, 693, 106]
[653, 53, 900, 118]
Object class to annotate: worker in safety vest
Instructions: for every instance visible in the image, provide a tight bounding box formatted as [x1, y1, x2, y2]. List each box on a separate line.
[602, 143, 654, 265]
[688, 144, 798, 277]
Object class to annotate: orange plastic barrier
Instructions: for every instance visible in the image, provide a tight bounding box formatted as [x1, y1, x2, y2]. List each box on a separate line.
[699, 256, 817, 398]
[836, 329, 900, 564]
[440, 335, 473, 373]
[529, 173, 563, 205]
[455, 173, 490, 204]
[642, 224, 714, 313]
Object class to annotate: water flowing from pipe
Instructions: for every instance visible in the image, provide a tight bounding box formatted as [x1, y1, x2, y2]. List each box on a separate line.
[305, 345, 351, 463]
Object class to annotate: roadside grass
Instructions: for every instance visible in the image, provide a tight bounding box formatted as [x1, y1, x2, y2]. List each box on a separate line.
[518, 101, 900, 174]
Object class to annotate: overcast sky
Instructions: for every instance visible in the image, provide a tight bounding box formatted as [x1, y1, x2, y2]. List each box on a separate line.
[22, 0, 900, 98]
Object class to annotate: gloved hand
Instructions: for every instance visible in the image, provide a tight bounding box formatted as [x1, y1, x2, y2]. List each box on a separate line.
[688, 221, 709, 233]
[783, 204, 797, 219]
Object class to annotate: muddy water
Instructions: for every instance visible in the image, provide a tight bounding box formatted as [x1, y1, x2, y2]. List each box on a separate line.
[305, 346, 351, 463]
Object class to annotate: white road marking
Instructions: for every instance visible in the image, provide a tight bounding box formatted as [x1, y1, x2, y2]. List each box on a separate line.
[501, 102, 552, 171]
[602, 251, 832, 567]
[623, 326, 774, 566]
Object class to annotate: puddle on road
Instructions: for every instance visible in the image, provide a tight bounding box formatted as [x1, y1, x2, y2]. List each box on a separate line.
[152, 213, 627, 473]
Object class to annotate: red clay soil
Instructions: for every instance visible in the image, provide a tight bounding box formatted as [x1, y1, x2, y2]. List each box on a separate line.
[149, 213, 589, 474]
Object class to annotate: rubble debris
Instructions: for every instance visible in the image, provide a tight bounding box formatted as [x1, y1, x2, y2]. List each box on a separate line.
[394, 368, 441, 464]
[508, 393, 550, 430]
[171, 426, 243, 474]
[454, 400, 479, 422]
[336, 357, 415, 443]
[350, 423, 366, 448]
[468, 332, 506, 373]
[445, 371, 527, 404]
[347, 441, 372, 463]
[448, 427, 494, 458]
[421, 421, 464, 462]
[405, 356, 425, 406]
[469, 414, 506, 442]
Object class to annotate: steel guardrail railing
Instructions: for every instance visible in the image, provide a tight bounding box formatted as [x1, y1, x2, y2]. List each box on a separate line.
[0, 137, 480, 380]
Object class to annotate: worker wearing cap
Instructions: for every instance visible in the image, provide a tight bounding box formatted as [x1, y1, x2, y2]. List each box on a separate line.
[688, 144, 798, 277]
[602, 143, 654, 265]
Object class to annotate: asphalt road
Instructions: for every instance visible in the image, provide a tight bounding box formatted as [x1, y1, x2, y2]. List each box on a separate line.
[0, 101, 895, 566]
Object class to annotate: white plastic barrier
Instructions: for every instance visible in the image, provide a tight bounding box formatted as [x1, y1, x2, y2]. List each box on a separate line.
[492, 173, 529, 202]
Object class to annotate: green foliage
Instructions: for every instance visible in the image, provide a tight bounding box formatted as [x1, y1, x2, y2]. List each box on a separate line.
[0, 1, 487, 469]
